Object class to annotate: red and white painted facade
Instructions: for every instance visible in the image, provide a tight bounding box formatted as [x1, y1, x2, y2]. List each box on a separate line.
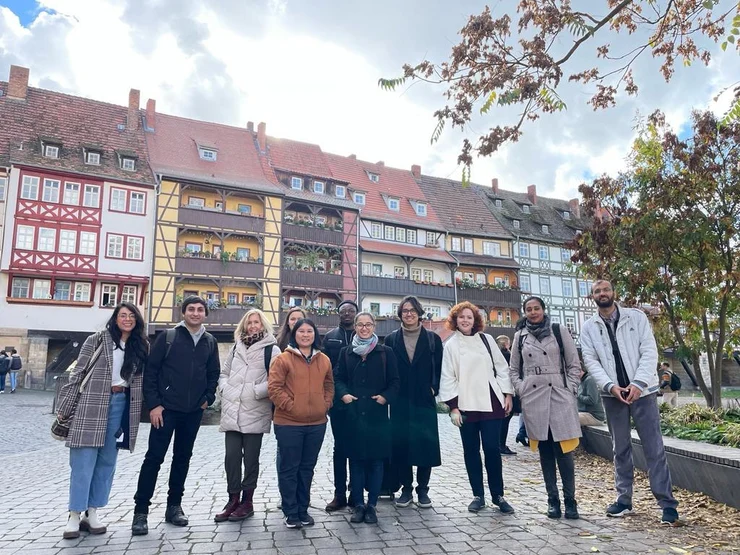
[0, 165, 155, 332]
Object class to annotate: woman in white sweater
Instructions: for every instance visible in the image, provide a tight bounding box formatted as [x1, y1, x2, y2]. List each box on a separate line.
[439, 301, 515, 514]
[214, 309, 281, 523]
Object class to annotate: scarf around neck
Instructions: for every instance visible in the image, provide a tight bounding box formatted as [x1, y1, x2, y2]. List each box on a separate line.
[524, 314, 552, 341]
[241, 330, 265, 347]
[352, 333, 378, 358]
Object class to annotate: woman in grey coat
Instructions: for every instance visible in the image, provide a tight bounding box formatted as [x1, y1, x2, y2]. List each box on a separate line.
[509, 297, 581, 520]
[57, 303, 147, 539]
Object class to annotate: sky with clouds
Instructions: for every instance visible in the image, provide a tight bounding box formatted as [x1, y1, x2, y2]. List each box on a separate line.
[0, 0, 738, 201]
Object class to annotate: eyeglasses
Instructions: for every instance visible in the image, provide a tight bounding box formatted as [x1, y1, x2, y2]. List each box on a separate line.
[355, 323, 375, 329]
[401, 309, 417, 315]
[117, 314, 136, 320]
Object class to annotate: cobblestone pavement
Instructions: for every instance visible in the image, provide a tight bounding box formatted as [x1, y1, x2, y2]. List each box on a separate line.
[0, 390, 737, 554]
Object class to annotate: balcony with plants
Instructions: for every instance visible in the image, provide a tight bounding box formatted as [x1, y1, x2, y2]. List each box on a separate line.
[282, 206, 344, 246]
[282, 245, 343, 289]
[175, 232, 264, 279]
[455, 277, 522, 308]
[178, 185, 266, 232]
[173, 292, 264, 326]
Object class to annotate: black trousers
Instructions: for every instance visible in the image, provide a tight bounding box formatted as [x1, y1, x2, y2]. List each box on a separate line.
[399, 466, 432, 495]
[330, 412, 352, 496]
[459, 418, 504, 500]
[224, 431, 263, 493]
[500, 412, 514, 449]
[537, 431, 576, 501]
[133, 409, 203, 513]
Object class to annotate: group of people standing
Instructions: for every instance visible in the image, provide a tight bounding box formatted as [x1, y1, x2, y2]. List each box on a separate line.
[0, 348, 22, 393]
[55, 278, 680, 540]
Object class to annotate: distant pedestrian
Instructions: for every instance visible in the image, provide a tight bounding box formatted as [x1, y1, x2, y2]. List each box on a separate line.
[495, 335, 518, 456]
[440, 301, 515, 515]
[0, 351, 8, 394]
[658, 362, 679, 408]
[214, 309, 281, 523]
[384, 296, 442, 510]
[577, 366, 606, 426]
[56, 303, 148, 539]
[509, 296, 582, 520]
[8, 349, 22, 393]
[131, 296, 220, 536]
[581, 280, 679, 525]
[335, 311, 400, 525]
[269, 318, 334, 529]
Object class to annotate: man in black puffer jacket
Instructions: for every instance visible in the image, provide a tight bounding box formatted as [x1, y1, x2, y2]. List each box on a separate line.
[132, 296, 220, 535]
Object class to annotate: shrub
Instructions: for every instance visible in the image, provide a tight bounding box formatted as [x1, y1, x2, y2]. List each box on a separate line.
[659, 403, 740, 448]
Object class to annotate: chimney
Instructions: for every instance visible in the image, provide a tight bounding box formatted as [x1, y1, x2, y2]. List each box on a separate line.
[127, 88, 140, 131]
[349, 154, 356, 160]
[145, 98, 156, 130]
[491, 178, 499, 194]
[527, 184, 537, 205]
[8, 65, 29, 100]
[247, 121, 254, 133]
[257, 122, 266, 152]
[568, 198, 580, 219]
[377, 161, 384, 167]
[411, 164, 421, 179]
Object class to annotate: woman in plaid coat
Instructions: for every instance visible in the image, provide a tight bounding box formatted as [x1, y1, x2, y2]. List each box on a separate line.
[56, 303, 148, 539]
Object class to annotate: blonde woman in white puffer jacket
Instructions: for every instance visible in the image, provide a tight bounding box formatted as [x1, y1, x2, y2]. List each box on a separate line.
[214, 309, 281, 523]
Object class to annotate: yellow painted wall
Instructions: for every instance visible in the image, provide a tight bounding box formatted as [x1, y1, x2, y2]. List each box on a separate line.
[446, 236, 512, 258]
[457, 266, 517, 287]
[261, 196, 283, 325]
[182, 188, 264, 217]
[178, 232, 260, 258]
[177, 282, 259, 300]
[486, 308, 520, 325]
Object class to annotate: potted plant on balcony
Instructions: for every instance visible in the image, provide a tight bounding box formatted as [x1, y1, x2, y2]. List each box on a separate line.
[333, 220, 343, 231]
[220, 251, 231, 267]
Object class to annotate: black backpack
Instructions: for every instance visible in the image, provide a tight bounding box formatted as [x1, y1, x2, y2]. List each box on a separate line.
[670, 372, 682, 391]
[226, 341, 274, 373]
[10, 356, 22, 370]
[164, 327, 217, 361]
[518, 323, 567, 388]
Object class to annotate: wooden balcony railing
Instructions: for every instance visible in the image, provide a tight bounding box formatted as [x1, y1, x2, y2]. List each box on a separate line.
[179, 206, 265, 233]
[360, 275, 455, 302]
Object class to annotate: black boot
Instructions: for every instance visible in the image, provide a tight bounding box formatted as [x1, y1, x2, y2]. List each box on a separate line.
[165, 505, 189, 526]
[564, 498, 580, 520]
[547, 497, 562, 519]
[131, 513, 148, 536]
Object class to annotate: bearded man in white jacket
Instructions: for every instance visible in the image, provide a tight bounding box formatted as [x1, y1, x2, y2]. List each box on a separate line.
[580, 280, 679, 526]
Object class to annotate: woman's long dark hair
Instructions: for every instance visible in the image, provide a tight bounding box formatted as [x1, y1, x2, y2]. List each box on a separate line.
[106, 302, 149, 380]
[276, 307, 306, 351]
[290, 318, 322, 351]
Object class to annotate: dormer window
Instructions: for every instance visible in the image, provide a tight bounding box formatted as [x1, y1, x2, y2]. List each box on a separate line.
[313, 181, 325, 194]
[388, 198, 400, 211]
[495, 199, 502, 208]
[121, 157, 135, 171]
[335, 185, 346, 198]
[291, 177, 303, 190]
[44, 145, 59, 158]
[542, 224, 549, 234]
[522, 204, 530, 214]
[415, 203, 427, 217]
[513, 220, 521, 229]
[563, 211, 570, 220]
[353, 192, 366, 205]
[367, 172, 380, 183]
[86, 151, 101, 165]
[199, 148, 217, 161]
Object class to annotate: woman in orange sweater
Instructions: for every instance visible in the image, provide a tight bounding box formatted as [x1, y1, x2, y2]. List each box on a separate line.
[268, 318, 334, 530]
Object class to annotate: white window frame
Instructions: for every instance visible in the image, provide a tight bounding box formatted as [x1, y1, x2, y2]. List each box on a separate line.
[520, 275, 531, 292]
[37, 228, 56, 252]
[463, 238, 474, 253]
[83, 185, 100, 207]
[415, 203, 427, 216]
[59, 230, 77, 254]
[540, 276, 551, 295]
[395, 227, 406, 242]
[519, 242, 529, 257]
[361, 263, 372, 276]
[368, 172, 379, 183]
[199, 148, 217, 161]
[407, 229, 417, 244]
[44, 145, 59, 158]
[74, 282, 91, 302]
[539, 245, 549, 260]
[562, 279, 573, 297]
[121, 285, 137, 304]
[388, 198, 400, 211]
[370, 222, 382, 239]
[353, 192, 366, 205]
[21, 176, 39, 200]
[33, 279, 51, 299]
[426, 231, 436, 246]
[565, 316, 576, 333]
[579, 281, 589, 297]
[0, 176, 6, 201]
[411, 268, 422, 281]
[86, 151, 101, 165]
[522, 204, 530, 214]
[11, 277, 30, 298]
[15, 225, 35, 250]
[107, 234, 124, 258]
[335, 184, 346, 198]
[513, 220, 520, 229]
[291, 177, 303, 190]
[54, 280, 72, 301]
[111, 188, 127, 211]
[126, 236, 143, 260]
[384, 225, 395, 241]
[79, 232, 97, 255]
[313, 181, 325, 194]
[101, 284, 118, 307]
[451, 237, 461, 251]
[542, 224, 549, 234]
[563, 210, 570, 220]
[121, 157, 136, 171]
[42, 179, 60, 203]
[129, 192, 145, 214]
[483, 241, 501, 257]
[561, 248, 571, 262]
[63, 182, 80, 205]
[495, 199, 502, 208]
[476, 273, 486, 285]
[423, 269, 434, 282]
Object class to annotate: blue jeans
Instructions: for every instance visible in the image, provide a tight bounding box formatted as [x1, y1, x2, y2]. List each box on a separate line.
[350, 459, 384, 507]
[0, 373, 6, 391]
[274, 423, 326, 518]
[68, 392, 127, 511]
[9, 372, 18, 391]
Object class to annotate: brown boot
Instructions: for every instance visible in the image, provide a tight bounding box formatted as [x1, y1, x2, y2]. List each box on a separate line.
[229, 489, 255, 521]
[214, 493, 240, 522]
[325, 494, 348, 512]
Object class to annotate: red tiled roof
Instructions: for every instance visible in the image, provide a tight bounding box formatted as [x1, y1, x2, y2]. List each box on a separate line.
[360, 239, 456, 264]
[0, 82, 155, 185]
[266, 137, 337, 181]
[146, 113, 280, 194]
[325, 153, 444, 230]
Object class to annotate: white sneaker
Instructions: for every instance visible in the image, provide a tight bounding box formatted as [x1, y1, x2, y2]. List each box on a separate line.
[80, 507, 107, 534]
[63, 511, 81, 539]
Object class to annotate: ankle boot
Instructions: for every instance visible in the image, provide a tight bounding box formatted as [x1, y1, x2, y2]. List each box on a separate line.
[229, 488, 255, 521]
[79, 508, 107, 534]
[547, 497, 562, 519]
[214, 493, 240, 522]
[564, 498, 580, 519]
[63, 511, 81, 539]
[325, 494, 348, 512]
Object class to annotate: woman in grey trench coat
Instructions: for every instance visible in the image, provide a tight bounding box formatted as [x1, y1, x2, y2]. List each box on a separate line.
[57, 303, 148, 539]
[509, 296, 581, 520]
